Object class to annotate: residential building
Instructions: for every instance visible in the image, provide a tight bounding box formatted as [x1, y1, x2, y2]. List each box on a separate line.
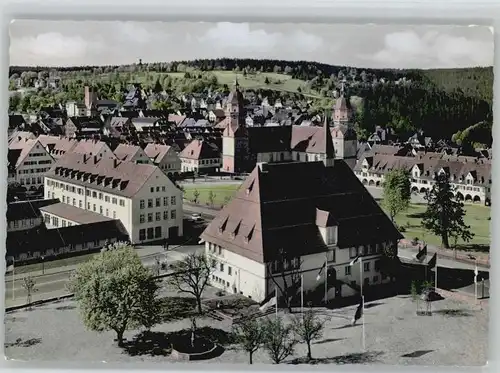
[7, 219, 129, 262]
[8, 138, 55, 189]
[200, 158, 402, 302]
[144, 143, 182, 177]
[355, 152, 492, 205]
[179, 139, 221, 173]
[65, 117, 103, 138]
[40, 202, 112, 228]
[7, 199, 58, 233]
[113, 144, 151, 164]
[65, 101, 87, 117]
[44, 153, 184, 244]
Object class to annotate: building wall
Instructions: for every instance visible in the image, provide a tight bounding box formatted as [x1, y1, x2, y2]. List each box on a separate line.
[222, 136, 235, 157]
[180, 158, 221, 173]
[205, 242, 267, 300]
[7, 217, 43, 232]
[222, 155, 235, 173]
[16, 141, 54, 188]
[44, 168, 183, 244]
[157, 148, 181, 174]
[42, 212, 79, 228]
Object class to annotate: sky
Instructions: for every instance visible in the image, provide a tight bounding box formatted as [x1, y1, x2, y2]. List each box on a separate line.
[9, 21, 494, 69]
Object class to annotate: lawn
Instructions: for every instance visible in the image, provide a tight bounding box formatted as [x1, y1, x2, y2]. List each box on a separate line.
[389, 203, 490, 249]
[183, 183, 241, 207]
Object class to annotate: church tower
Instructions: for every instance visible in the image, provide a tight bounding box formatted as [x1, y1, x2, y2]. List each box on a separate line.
[322, 113, 336, 168]
[331, 82, 357, 169]
[222, 77, 249, 173]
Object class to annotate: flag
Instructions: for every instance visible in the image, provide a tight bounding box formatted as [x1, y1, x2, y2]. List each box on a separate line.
[474, 265, 479, 277]
[316, 261, 327, 281]
[349, 255, 361, 266]
[416, 245, 428, 261]
[351, 298, 363, 325]
[5, 256, 14, 274]
[427, 253, 437, 269]
[259, 289, 277, 312]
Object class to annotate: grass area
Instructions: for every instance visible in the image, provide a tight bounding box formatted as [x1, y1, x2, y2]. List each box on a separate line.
[14, 252, 98, 275]
[183, 183, 241, 207]
[389, 203, 490, 249]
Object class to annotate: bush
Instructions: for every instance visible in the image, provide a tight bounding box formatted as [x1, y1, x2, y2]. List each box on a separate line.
[411, 237, 419, 245]
[399, 226, 406, 233]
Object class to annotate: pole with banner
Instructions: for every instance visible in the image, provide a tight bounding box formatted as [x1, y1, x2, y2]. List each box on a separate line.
[474, 262, 478, 302]
[324, 253, 328, 304]
[301, 274, 304, 314]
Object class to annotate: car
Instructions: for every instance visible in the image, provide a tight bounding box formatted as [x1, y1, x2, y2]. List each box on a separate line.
[191, 213, 202, 222]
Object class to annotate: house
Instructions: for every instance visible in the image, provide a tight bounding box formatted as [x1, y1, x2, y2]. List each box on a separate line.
[131, 117, 163, 132]
[65, 117, 103, 138]
[104, 117, 133, 138]
[113, 143, 151, 164]
[144, 143, 182, 177]
[208, 109, 225, 123]
[200, 159, 403, 302]
[8, 138, 55, 189]
[6, 219, 129, 262]
[179, 139, 221, 174]
[44, 153, 184, 244]
[65, 101, 87, 117]
[70, 138, 115, 159]
[37, 135, 79, 159]
[7, 199, 59, 233]
[40, 202, 113, 228]
[8, 115, 26, 137]
[354, 152, 492, 205]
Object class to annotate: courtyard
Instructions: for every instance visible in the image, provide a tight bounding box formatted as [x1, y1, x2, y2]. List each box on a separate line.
[4, 281, 488, 366]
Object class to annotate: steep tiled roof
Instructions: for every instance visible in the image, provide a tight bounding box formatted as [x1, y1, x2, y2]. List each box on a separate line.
[71, 139, 113, 157]
[113, 144, 143, 161]
[201, 160, 403, 264]
[144, 143, 173, 163]
[7, 199, 60, 222]
[46, 153, 161, 198]
[179, 139, 220, 160]
[8, 139, 47, 168]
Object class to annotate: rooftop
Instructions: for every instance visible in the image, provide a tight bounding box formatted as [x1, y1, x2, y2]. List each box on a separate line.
[39, 203, 113, 225]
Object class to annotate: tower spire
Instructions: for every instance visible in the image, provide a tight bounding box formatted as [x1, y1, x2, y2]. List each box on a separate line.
[323, 110, 335, 164]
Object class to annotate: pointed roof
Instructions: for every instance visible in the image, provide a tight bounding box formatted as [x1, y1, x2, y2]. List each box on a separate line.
[323, 113, 335, 158]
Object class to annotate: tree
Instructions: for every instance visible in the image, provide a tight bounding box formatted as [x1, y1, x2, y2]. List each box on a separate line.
[291, 309, 324, 361]
[22, 276, 38, 308]
[382, 169, 412, 222]
[168, 253, 216, 314]
[68, 242, 162, 346]
[192, 189, 200, 204]
[233, 318, 264, 364]
[421, 173, 474, 248]
[262, 316, 296, 364]
[208, 190, 216, 206]
[264, 77, 270, 85]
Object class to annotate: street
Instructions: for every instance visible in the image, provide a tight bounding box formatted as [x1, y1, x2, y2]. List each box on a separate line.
[4, 244, 204, 307]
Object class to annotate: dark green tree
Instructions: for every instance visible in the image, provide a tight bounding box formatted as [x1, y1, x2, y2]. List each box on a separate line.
[382, 169, 412, 222]
[421, 173, 474, 249]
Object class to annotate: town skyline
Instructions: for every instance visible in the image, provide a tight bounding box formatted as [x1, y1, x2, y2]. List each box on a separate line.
[9, 21, 494, 69]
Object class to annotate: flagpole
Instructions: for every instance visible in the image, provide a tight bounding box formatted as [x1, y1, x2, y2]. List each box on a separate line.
[275, 287, 278, 317]
[362, 294, 366, 351]
[474, 261, 478, 303]
[301, 274, 304, 314]
[12, 260, 15, 301]
[324, 254, 328, 305]
[434, 257, 438, 290]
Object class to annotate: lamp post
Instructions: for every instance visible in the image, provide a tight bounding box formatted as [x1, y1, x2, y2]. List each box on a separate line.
[41, 256, 45, 275]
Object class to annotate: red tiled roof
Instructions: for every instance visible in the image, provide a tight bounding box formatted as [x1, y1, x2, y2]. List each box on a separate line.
[179, 139, 220, 160]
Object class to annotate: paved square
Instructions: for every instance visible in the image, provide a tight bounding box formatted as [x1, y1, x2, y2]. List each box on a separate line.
[4, 283, 489, 366]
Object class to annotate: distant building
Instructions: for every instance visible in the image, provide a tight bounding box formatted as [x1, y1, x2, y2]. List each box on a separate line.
[179, 139, 221, 173]
[144, 143, 182, 177]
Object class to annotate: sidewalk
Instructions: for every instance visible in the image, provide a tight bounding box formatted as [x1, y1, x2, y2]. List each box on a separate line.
[399, 239, 490, 268]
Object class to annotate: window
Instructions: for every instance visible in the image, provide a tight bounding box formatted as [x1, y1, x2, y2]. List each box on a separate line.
[171, 196, 176, 205]
[119, 199, 125, 207]
[163, 197, 168, 206]
[170, 210, 176, 219]
[105, 196, 110, 202]
[218, 247, 222, 255]
[220, 263, 224, 272]
[349, 247, 358, 258]
[373, 276, 379, 283]
[113, 211, 116, 219]
[155, 198, 160, 207]
[154, 226, 162, 238]
[72, 198, 76, 206]
[363, 262, 370, 272]
[106, 208, 109, 216]
[140, 200, 145, 209]
[92, 191, 97, 198]
[148, 213, 153, 222]
[62, 196, 66, 203]
[99, 206, 103, 214]
[147, 228, 154, 239]
[345, 266, 351, 276]
[150, 187, 154, 193]
[87, 202, 91, 209]
[139, 214, 145, 223]
[148, 199, 153, 208]
[156, 212, 161, 221]
[228, 266, 232, 275]
[139, 229, 146, 241]
[162, 186, 166, 192]
[156, 187, 160, 192]
[163, 211, 169, 220]
[99, 192, 103, 200]
[93, 204, 96, 212]
[112, 197, 117, 204]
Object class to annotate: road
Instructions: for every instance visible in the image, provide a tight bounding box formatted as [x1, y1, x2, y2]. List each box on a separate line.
[5, 244, 204, 307]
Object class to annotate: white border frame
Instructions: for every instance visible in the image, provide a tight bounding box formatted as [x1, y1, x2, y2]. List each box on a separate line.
[1, 1, 498, 373]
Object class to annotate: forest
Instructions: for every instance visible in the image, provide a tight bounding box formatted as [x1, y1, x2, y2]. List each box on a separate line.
[9, 58, 493, 146]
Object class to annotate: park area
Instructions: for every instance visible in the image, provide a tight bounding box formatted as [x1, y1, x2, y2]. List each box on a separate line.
[183, 183, 242, 207]
[4, 281, 488, 366]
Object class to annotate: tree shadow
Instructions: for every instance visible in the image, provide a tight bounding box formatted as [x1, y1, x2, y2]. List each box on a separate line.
[332, 324, 361, 330]
[5, 337, 42, 348]
[456, 244, 490, 253]
[122, 326, 233, 357]
[407, 212, 425, 219]
[159, 297, 198, 321]
[290, 351, 384, 365]
[313, 338, 345, 345]
[433, 309, 472, 317]
[55, 305, 76, 311]
[364, 302, 384, 309]
[401, 350, 434, 358]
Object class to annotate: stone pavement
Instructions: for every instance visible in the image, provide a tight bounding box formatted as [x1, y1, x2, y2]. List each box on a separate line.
[5, 289, 488, 366]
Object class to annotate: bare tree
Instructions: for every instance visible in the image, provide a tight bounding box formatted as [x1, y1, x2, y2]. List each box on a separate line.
[262, 316, 296, 364]
[208, 191, 216, 207]
[266, 249, 302, 313]
[21, 276, 38, 309]
[292, 309, 324, 361]
[233, 318, 264, 364]
[192, 189, 200, 204]
[168, 253, 216, 314]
